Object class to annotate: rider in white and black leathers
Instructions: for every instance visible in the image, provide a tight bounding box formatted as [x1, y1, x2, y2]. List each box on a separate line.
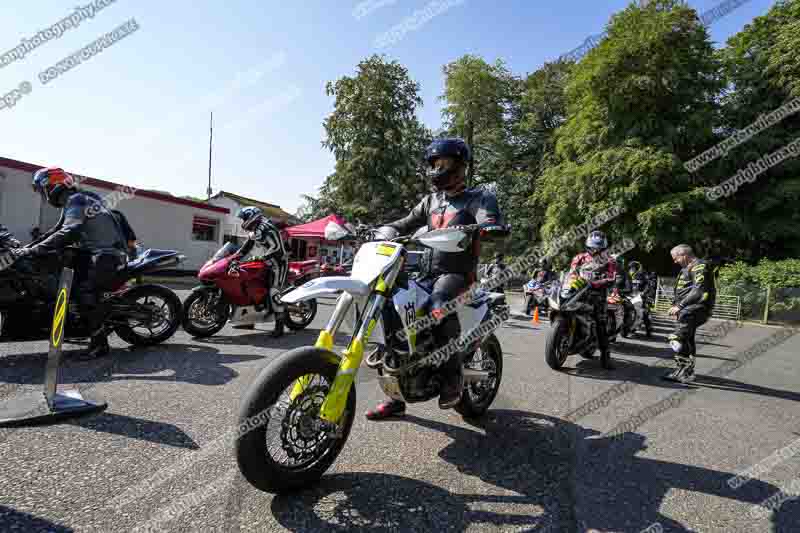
[234, 207, 290, 334]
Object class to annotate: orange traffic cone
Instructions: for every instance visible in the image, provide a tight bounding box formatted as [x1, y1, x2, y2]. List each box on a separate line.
[532, 306, 539, 324]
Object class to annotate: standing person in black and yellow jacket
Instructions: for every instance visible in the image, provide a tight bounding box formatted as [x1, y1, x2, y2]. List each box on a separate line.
[663, 244, 716, 384]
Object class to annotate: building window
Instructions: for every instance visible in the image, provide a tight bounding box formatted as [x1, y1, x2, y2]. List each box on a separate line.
[223, 234, 243, 246]
[192, 216, 219, 241]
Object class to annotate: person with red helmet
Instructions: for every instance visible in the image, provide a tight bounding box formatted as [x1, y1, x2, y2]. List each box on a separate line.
[568, 230, 621, 369]
[12, 167, 129, 359]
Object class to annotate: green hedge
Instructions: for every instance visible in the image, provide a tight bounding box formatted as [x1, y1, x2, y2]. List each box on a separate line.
[718, 259, 800, 289]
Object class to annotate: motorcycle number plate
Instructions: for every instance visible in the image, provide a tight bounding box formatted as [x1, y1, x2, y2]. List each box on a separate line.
[376, 244, 396, 257]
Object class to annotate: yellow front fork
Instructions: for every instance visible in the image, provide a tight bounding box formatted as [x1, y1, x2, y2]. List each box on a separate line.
[289, 330, 334, 401]
[289, 277, 389, 424]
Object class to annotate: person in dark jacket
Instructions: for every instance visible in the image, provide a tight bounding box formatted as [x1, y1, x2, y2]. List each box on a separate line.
[627, 260, 654, 337]
[365, 137, 509, 420]
[663, 244, 716, 383]
[110, 209, 138, 260]
[12, 167, 128, 359]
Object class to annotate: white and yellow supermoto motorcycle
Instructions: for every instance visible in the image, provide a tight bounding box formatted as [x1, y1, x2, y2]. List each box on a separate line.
[235, 223, 510, 493]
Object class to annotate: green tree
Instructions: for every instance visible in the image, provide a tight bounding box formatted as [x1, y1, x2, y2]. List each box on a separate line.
[440, 55, 515, 186]
[534, 0, 724, 267]
[709, 0, 800, 261]
[316, 55, 431, 224]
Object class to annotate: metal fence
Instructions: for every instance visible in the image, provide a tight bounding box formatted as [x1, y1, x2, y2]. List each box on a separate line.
[653, 281, 741, 321]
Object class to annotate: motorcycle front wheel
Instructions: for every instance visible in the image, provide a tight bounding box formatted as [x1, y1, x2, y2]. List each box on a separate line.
[181, 286, 231, 338]
[285, 299, 318, 331]
[236, 346, 356, 494]
[545, 316, 571, 370]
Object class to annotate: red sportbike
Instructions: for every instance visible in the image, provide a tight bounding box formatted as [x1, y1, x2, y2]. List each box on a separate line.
[181, 242, 318, 338]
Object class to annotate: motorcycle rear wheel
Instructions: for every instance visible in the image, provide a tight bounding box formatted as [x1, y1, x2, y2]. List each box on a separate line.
[114, 285, 182, 346]
[455, 334, 503, 418]
[285, 299, 318, 331]
[236, 347, 356, 494]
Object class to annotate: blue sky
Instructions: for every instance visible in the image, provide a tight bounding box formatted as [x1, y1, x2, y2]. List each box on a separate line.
[0, 0, 776, 214]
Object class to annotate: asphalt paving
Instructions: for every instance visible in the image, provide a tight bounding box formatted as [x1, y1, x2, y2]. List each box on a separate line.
[1, 291, 799, 532]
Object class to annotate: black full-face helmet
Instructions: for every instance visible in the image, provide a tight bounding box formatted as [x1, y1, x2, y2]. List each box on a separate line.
[425, 137, 471, 192]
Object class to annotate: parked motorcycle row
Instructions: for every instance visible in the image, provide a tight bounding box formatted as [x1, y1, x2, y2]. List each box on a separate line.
[0, 227, 323, 350]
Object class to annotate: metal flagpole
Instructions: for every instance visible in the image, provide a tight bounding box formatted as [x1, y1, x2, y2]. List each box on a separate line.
[207, 112, 213, 200]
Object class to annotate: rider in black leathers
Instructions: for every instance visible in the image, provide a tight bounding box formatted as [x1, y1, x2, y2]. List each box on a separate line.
[365, 137, 508, 420]
[627, 260, 654, 337]
[12, 167, 128, 359]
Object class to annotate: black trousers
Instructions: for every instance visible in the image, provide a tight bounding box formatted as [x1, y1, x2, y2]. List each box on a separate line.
[589, 291, 610, 354]
[75, 252, 126, 335]
[425, 273, 470, 372]
[669, 307, 710, 367]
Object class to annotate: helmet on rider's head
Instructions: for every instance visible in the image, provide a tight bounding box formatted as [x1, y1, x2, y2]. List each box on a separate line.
[237, 206, 264, 232]
[32, 167, 77, 208]
[425, 138, 471, 194]
[585, 230, 608, 256]
[539, 257, 551, 270]
[629, 260, 642, 275]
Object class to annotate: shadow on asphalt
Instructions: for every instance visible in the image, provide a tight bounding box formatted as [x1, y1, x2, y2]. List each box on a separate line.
[269, 410, 798, 531]
[559, 349, 800, 403]
[0, 343, 264, 389]
[0, 506, 74, 532]
[610, 339, 737, 362]
[68, 412, 199, 449]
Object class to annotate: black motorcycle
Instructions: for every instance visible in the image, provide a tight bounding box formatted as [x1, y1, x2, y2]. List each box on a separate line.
[0, 232, 184, 347]
[545, 269, 616, 370]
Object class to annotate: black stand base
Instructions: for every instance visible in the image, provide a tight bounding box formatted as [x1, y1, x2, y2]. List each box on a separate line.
[0, 389, 107, 428]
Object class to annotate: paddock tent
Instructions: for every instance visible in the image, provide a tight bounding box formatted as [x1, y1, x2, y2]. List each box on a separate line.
[285, 214, 353, 240]
[285, 215, 356, 264]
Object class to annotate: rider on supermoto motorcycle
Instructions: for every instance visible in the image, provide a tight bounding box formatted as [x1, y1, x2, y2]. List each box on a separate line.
[568, 230, 620, 369]
[232, 207, 290, 334]
[365, 137, 507, 419]
[11, 167, 129, 359]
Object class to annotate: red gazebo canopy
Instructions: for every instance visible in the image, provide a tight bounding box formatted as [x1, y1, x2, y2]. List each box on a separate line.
[285, 214, 354, 239]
